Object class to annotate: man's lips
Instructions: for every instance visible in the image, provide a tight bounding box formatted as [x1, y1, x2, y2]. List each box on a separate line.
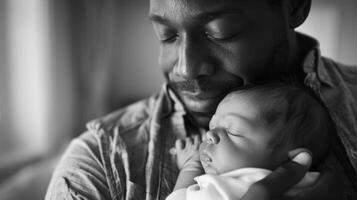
[181, 90, 226, 100]
[169, 77, 243, 98]
[168, 78, 244, 114]
[179, 90, 226, 113]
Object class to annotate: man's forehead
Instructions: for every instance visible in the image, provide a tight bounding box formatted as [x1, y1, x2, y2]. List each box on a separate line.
[149, 0, 263, 20]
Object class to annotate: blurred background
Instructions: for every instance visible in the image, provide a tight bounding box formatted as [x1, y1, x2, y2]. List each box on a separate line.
[0, 0, 356, 199]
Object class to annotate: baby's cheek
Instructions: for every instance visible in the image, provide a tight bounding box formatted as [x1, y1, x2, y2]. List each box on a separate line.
[213, 145, 246, 172]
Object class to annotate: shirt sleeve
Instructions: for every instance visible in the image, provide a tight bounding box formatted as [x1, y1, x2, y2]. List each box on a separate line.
[45, 132, 112, 200]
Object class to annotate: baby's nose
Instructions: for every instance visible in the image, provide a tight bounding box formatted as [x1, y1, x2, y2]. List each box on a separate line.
[206, 130, 220, 144]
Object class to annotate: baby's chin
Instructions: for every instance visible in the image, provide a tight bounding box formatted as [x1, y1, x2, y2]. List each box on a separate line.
[202, 164, 219, 175]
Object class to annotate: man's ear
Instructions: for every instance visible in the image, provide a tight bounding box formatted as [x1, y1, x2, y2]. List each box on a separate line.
[286, 0, 312, 28]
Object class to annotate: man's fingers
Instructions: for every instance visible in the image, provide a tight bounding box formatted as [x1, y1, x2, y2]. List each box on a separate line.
[288, 148, 312, 166]
[295, 166, 342, 200]
[242, 150, 312, 200]
[261, 152, 311, 195]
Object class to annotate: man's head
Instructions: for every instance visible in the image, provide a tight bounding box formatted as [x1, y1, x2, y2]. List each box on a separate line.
[149, 0, 312, 128]
[199, 84, 332, 175]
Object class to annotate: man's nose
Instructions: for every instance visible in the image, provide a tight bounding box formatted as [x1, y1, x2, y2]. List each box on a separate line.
[173, 36, 215, 79]
[206, 130, 220, 144]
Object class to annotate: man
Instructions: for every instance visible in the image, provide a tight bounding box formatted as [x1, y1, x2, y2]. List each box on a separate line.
[46, 0, 357, 199]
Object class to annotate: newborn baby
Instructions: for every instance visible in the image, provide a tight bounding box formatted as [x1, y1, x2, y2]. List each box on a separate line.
[167, 84, 333, 200]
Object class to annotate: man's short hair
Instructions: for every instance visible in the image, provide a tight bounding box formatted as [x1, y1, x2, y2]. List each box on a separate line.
[267, 0, 283, 5]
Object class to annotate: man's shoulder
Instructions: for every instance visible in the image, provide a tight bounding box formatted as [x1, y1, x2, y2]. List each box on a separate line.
[319, 57, 357, 174]
[318, 56, 357, 104]
[321, 57, 357, 79]
[45, 94, 165, 200]
[319, 57, 357, 91]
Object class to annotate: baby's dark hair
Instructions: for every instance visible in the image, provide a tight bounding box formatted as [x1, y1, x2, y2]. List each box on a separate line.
[230, 83, 333, 169]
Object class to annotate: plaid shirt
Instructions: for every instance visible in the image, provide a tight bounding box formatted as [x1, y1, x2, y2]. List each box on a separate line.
[46, 34, 357, 200]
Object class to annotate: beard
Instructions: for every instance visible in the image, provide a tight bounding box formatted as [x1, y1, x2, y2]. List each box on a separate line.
[168, 78, 241, 96]
[167, 77, 243, 129]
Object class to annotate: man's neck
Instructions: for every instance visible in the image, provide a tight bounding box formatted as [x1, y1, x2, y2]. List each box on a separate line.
[292, 32, 319, 82]
[281, 31, 309, 85]
[289, 32, 305, 80]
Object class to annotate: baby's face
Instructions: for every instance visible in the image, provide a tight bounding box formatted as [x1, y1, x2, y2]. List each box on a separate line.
[199, 93, 283, 174]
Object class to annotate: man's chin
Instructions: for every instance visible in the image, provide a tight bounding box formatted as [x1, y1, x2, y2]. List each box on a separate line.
[180, 94, 223, 129]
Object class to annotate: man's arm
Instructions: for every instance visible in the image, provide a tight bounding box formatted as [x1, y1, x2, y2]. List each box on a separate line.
[46, 132, 111, 200]
[242, 149, 343, 200]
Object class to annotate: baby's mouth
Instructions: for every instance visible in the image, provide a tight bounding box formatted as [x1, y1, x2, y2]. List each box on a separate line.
[199, 152, 219, 174]
[199, 152, 212, 167]
[199, 142, 210, 161]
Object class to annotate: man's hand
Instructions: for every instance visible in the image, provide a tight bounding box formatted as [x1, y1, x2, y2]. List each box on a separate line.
[292, 167, 342, 200]
[242, 148, 342, 200]
[241, 149, 311, 200]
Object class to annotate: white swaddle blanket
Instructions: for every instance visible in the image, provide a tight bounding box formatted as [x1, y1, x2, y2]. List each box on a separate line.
[166, 168, 319, 200]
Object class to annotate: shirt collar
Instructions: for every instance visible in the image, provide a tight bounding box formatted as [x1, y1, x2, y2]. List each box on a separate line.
[163, 83, 186, 115]
[298, 32, 333, 86]
[165, 84, 207, 136]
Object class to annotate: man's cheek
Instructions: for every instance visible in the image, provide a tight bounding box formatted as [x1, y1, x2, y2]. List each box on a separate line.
[215, 42, 250, 72]
[226, 47, 274, 82]
[159, 47, 177, 75]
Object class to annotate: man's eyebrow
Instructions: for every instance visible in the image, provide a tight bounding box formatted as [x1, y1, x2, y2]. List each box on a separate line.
[149, 14, 181, 27]
[197, 10, 244, 21]
[149, 15, 169, 24]
[149, 10, 243, 25]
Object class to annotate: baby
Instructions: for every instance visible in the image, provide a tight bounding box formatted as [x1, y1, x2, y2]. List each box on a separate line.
[167, 84, 334, 200]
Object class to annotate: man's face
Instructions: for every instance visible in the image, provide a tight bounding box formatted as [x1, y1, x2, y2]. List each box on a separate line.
[149, 0, 289, 128]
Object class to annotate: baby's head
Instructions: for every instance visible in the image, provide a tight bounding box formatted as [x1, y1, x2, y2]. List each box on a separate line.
[199, 83, 333, 175]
